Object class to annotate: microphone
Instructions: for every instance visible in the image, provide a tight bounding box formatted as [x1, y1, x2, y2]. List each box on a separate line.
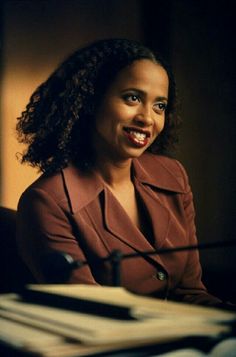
[41, 239, 236, 285]
[41, 251, 86, 283]
[41, 249, 124, 285]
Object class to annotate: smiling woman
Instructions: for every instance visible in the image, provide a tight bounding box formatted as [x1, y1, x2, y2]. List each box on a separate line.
[16, 38, 222, 306]
[94, 60, 168, 161]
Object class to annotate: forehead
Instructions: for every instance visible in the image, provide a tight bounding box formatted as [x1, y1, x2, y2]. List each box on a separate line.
[109, 59, 169, 96]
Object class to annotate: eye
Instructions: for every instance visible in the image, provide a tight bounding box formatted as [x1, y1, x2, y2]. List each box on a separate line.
[123, 93, 141, 104]
[153, 102, 167, 114]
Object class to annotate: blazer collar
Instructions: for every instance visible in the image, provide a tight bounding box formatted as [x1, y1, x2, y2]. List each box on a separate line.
[133, 153, 185, 193]
[62, 153, 185, 214]
[61, 165, 104, 214]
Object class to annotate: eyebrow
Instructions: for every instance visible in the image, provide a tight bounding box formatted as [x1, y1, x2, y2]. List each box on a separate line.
[121, 88, 168, 102]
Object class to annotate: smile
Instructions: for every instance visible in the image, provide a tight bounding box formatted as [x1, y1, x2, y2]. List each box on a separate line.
[123, 127, 151, 148]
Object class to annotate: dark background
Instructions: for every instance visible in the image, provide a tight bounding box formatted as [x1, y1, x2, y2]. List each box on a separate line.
[0, 0, 235, 301]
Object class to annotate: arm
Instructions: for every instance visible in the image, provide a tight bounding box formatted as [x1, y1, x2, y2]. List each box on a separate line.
[170, 161, 222, 306]
[16, 187, 98, 285]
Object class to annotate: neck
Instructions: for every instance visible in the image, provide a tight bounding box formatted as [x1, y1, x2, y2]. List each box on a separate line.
[95, 157, 133, 188]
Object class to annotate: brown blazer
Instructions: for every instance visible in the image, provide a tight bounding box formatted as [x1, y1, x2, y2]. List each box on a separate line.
[16, 152, 220, 305]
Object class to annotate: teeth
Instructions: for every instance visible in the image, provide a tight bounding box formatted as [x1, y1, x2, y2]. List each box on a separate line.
[130, 131, 146, 141]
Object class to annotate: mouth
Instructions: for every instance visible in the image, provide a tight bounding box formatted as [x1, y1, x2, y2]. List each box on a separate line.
[123, 127, 151, 148]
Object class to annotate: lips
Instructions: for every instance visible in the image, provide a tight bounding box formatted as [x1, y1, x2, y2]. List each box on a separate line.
[123, 127, 151, 148]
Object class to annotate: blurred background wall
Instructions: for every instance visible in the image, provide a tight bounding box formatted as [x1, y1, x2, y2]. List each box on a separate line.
[0, 0, 235, 300]
[0, 0, 144, 209]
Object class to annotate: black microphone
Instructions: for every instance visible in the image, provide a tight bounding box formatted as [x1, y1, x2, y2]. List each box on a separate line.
[40, 239, 236, 285]
[41, 251, 86, 283]
[41, 249, 124, 285]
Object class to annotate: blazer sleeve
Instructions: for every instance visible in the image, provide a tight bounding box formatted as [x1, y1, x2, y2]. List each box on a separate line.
[169, 160, 222, 306]
[16, 187, 98, 285]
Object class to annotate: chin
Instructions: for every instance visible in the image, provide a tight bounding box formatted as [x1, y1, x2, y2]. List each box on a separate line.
[122, 147, 147, 160]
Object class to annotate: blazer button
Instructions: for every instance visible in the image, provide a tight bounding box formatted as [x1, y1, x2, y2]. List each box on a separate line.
[156, 271, 167, 281]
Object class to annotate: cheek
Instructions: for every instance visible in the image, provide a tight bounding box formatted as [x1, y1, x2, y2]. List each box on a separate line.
[95, 113, 117, 138]
[154, 116, 165, 135]
[95, 99, 131, 137]
[160, 118, 165, 132]
[96, 104, 120, 127]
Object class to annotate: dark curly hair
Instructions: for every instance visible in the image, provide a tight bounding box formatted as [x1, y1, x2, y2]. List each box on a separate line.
[16, 38, 181, 173]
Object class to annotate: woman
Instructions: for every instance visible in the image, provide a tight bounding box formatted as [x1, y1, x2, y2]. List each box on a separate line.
[16, 38, 221, 305]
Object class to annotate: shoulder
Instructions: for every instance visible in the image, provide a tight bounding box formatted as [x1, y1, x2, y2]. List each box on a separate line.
[134, 152, 190, 193]
[17, 165, 103, 214]
[18, 170, 67, 207]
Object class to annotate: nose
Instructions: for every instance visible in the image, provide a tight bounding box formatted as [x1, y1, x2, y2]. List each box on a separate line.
[133, 105, 153, 127]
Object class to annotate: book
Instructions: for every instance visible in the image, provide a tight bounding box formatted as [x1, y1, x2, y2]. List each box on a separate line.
[0, 285, 235, 356]
[24, 284, 236, 321]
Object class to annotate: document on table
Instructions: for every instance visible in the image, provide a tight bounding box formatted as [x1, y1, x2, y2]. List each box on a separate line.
[0, 285, 235, 357]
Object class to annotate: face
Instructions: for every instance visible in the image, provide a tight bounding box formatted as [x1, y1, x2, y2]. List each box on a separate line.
[93, 59, 169, 164]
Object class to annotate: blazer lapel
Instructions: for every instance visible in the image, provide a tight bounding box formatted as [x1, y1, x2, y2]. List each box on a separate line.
[61, 156, 186, 270]
[103, 187, 155, 251]
[61, 164, 103, 213]
[103, 186, 172, 271]
[134, 178, 171, 249]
